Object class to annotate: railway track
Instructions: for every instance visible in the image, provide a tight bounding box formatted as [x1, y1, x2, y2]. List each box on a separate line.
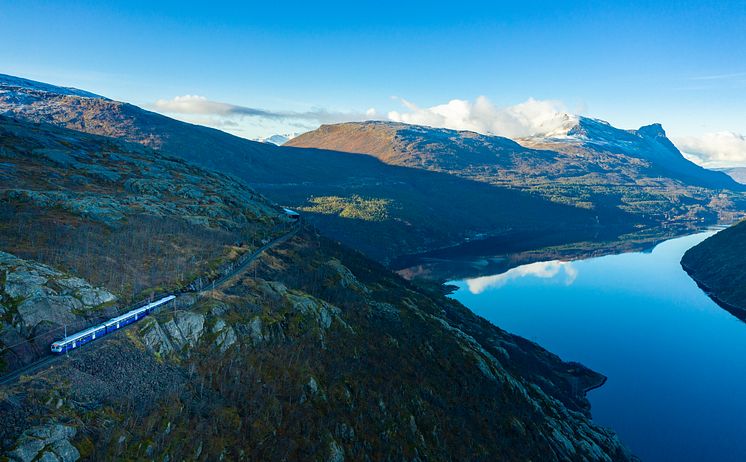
[0, 221, 300, 386]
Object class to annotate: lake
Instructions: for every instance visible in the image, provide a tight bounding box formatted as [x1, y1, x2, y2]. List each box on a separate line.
[448, 231, 746, 462]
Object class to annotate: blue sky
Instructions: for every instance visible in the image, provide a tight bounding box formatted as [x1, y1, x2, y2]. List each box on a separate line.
[1, 0, 745, 163]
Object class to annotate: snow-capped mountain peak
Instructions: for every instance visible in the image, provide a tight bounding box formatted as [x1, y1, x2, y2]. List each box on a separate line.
[252, 133, 300, 146]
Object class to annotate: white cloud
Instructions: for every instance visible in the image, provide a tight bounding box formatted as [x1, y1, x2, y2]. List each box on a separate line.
[387, 96, 576, 138]
[674, 131, 746, 167]
[149, 95, 379, 139]
[151, 95, 375, 124]
[152, 95, 242, 115]
[149, 94, 587, 141]
[464, 260, 577, 294]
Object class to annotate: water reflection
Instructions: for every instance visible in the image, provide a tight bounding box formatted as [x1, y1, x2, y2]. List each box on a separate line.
[448, 231, 746, 462]
[464, 260, 578, 293]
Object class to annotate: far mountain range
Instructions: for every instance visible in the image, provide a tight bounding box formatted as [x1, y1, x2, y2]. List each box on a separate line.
[252, 133, 298, 145]
[2, 73, 744, 268]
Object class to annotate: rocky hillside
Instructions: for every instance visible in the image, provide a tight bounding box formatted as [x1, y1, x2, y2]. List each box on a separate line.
[288, 119, 746, 224]
[0, 74, 277, 176]
[0, 74, 636, 264]
[0, 115, 284, 294]
[521, 117, 741, 191]
[0, 115, 634, 460]
[0, 114, 289, 372]
[681, 221, 746, 319]
[0, 251, 117, 372]
[1, 229, 635, 461]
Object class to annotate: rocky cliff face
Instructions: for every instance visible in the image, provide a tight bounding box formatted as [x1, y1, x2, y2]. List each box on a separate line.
[6, 423, 80, 462]
[0, 251, 117, 371]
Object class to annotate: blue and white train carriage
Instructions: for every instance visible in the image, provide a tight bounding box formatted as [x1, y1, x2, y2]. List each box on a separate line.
[51, 295, 175, 354]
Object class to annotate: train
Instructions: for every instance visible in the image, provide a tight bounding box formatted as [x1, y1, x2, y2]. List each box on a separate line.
[49, 210, 300, 355]
[50, 295, 175, 354]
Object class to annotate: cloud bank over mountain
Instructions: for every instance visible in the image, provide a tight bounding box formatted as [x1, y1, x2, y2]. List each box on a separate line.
[151, 94, 746, 169]
[387, 96, 576, 138]
[150, 95, 377, 136]
[675, 131, 746, 167]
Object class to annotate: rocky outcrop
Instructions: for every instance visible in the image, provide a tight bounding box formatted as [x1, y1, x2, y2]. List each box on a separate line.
[16, 295, 82, 335]
[286, 293, 339, 331]
[162, 311, 205, 351]
[0, 252, 117, 338]
[140, 318, 175, 356]
[7, 424, 79, 462]
[211, 318, 237, 353]
[322, 259, 370, 294]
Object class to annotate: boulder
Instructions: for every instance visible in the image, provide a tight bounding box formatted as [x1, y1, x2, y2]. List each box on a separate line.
[75, 287, 116, 307]
[140, 318, 174, 356]
[7, 424, 79, 462]
[212, 319, 237, 353]
[7, 438, 45, 462]
[16, 295, 81, 333]
[5, 270, 51, 299]
[327, 440, 344, 462]
[163, 311, 205, 350]
[247, 317, 264, 346]
[54, 277, 90, 291]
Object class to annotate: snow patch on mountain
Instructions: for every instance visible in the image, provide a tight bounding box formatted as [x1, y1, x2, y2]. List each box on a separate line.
[253, 133, 300, 145]
[0, 74, 105, 99]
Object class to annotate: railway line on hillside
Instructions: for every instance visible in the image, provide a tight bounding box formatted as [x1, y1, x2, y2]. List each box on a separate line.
[0, 220, 300, 386]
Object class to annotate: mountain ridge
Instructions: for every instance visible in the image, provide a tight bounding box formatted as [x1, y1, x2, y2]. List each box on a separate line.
[0, 73, 105, 99]
[0, 74, 629, 265]
[289, 119, 746, 225]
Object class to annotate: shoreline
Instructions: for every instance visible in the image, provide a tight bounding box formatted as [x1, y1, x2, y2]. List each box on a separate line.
[583, 374, 608, 394]
[680, 263, 746, 321]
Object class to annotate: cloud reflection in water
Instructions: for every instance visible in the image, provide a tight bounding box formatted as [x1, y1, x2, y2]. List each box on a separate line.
[465, 260, 578, 294]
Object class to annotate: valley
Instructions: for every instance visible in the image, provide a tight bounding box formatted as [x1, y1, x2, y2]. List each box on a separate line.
[4, 4, 746, 461]
[0, 74, 743, 462]
[0, 103, 633, 460]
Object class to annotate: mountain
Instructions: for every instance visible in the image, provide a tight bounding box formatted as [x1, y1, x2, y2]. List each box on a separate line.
[716, 167, 746, 184]
[0, 74, 103, 98]
[288, 119, 746, 223]
[681, 220, 746, 319]
[523, 117, 743, 191]
[0, 115, 633, 460]
[0, 74, 624, 264]
[253, 133, 298, 145]
[0, 73, 281, 178]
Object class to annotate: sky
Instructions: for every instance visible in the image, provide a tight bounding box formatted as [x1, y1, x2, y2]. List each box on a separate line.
[0, 0, 745, 165]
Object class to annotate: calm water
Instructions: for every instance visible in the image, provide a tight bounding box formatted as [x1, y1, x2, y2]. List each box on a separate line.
[449, 231, 746, 462]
